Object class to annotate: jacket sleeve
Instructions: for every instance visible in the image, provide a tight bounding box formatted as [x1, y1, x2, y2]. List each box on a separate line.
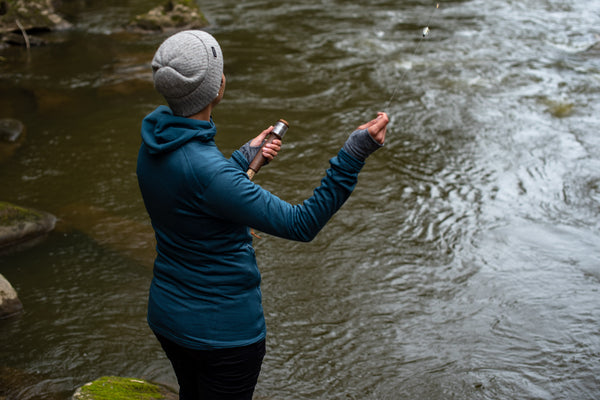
[203, 149, 365, 242]
[229, 149, 250, 172]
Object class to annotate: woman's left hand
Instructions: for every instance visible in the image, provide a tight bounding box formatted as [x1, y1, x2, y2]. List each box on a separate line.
[251, 126, 282, 161]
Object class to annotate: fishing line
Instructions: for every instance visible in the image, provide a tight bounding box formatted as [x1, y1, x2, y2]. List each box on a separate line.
[384, 3, 439, 109]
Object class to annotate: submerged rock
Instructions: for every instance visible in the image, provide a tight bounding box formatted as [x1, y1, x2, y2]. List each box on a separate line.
[72, 376, 178, 400]
[129, 0, 208, 32]
[0, 273, 23, 318]
[0, 201, 56, 251]
[0, 118, 25, 162]
[57, 202, 156, 268]
[0, 117, 25, 142]
[544, 99, 575, 118]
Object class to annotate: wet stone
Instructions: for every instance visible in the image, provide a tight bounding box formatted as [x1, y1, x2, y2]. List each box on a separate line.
[0, 273, 23, 319]
[0, 118, 25, 143]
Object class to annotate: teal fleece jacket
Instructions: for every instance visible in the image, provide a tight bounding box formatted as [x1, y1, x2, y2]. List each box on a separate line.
[137, 106, 365, 350]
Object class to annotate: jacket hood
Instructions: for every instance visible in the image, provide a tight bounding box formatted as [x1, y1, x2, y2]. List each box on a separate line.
[141, 106, 217, 154]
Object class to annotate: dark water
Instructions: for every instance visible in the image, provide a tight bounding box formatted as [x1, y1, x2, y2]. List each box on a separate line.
[1, 0, 599, 399]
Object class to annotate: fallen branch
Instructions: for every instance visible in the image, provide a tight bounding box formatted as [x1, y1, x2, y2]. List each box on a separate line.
[14, 18, 30, 50]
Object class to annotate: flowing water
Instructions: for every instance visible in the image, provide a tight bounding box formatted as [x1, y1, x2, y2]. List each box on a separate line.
[1, 0, 599, 399]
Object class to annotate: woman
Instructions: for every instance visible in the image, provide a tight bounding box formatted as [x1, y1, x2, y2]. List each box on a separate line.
[137, 30, 389, 400]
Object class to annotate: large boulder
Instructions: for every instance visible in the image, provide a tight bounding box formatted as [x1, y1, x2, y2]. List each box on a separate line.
[129, 0, 208, 32]
[72, 376, 178, 400]
[0, 201, 56, 251]
[0, 273, 23, 318]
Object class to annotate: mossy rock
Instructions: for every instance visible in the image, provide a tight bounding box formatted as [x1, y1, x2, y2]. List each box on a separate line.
[72, 376, 178, 400]
[0, 201, 56, 251]
[129, 0, 208, 32]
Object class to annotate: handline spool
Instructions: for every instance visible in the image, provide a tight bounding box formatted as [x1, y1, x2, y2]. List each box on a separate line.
[247, 119, 289, 180]
[247, 119, 289, 239]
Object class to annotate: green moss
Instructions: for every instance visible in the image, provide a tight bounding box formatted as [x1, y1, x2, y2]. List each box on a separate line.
[548, 102, 574, 118]
[542, 98, 575, 118]
[0, 201, 42, 225]
[76, 377, 164, 400]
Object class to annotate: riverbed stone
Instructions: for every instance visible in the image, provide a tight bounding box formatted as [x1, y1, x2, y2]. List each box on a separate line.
[0, 120, 25, 161]
[72, 376, 178, 400]
[0, 0, 71, 35]
[0, 118, 25, 162]
[0, 201, 56, 250]
[0, 118, 25, 143]
[129, 0, 208, 32]
[0, 273, 23, 318]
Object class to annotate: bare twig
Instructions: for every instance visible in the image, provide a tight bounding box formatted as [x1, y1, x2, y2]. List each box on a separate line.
[15, 18, 30, 50]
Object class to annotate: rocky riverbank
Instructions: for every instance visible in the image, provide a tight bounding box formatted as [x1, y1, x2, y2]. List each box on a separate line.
[1, 0, 208, 48]
[0, 0, 70, 47]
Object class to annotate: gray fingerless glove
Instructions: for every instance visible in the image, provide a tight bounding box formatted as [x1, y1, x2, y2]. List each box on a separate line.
[239, 141, 268, 165]
[342, 128, 383, 161]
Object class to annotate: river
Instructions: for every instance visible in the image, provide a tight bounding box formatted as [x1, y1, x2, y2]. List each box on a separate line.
[1, 0, 599, 399]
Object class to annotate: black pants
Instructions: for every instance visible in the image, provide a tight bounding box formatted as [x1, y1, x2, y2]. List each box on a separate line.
[155, 333, 266, 400]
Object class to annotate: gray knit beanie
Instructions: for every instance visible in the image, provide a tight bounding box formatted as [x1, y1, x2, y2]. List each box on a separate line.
[152, 30, 224, 117]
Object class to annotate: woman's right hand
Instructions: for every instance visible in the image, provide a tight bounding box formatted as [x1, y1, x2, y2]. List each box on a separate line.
[342, 112, 389, 161]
